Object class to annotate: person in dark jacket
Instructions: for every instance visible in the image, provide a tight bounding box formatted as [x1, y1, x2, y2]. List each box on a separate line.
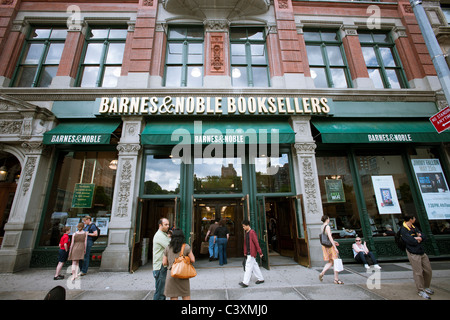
[239, 220, 264, 287]
[400, 214, 433, 299]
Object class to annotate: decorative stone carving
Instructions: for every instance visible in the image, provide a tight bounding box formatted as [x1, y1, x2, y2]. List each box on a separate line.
[210, 35, 225, 73]
[301, 158, 320, 215]
[278, 0, 289, 9]
[0, 121, 22, 134]
[115, 159, 132, 218]
[22, 157, 37, 196]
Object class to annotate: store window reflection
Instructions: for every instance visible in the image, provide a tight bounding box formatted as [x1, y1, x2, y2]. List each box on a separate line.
[255, 154, 291, 193]
[356, 152, 417, 237]
[39, 151, 117, 247]
[194, 157, 242, 194]
[317, 152, 361, 238]
[144, 155, 181, 194]
[410, 147, 450, 235]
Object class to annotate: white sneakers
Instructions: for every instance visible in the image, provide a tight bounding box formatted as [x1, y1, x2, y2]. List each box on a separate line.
[418, 288, 435, 299]
[365, 264, 382, 270]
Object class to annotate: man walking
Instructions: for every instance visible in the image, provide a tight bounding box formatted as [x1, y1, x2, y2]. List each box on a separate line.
[152, 218, 170, 300]
[239, 219, 264, 288]
[400, 214, 433, 299]
[205, 218, 219, 261]
[80, 216, 98, 276]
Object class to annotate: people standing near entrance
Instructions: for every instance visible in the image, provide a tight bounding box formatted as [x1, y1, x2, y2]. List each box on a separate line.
[239, 220, 264, 288]
[205, 218, 220, 261]
[352, 237, 381, 270]
[54, 226, 71, 280]
[68, 223, 87, 281]
[163, 228, 195, 300]
[401, 214, 434, 299]
[216, 219, 230, 266]
[318, 215, 343, 285]
[80, 216, 98, 276]
[152, 218, 171, 300]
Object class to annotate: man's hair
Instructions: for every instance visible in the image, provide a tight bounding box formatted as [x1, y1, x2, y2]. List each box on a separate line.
[403, 214, 416, 222]
[158, 218, 168, 226]
[242, 219, 250, 226]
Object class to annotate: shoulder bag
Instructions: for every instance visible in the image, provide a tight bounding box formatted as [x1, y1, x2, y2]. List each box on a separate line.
[171, 243, 197, 279]
[319, 225, 333, 248]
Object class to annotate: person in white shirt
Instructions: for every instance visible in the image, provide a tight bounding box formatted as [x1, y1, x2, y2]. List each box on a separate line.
[352, 237, 381, 270]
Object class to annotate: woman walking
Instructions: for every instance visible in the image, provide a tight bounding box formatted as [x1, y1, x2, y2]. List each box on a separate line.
[163, 228, 196, 300]
[216, 219, 230, 266]
[68, 222, 87, 281]
[318, 215, 343, 284]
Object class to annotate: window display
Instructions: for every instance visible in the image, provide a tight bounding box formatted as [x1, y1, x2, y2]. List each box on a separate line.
[39, 151, 117, 246]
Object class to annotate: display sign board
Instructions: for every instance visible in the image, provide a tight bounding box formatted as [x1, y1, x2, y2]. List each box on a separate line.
[325, 179, 346, 203]
[71, 183, 95, 208]
[430, 106, 450, 134]
[411, 159, 450, 220]
[371, 176, 402, 214]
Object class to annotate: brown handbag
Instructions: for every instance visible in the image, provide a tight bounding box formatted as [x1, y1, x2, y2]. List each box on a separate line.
[171, 243, 197, 279]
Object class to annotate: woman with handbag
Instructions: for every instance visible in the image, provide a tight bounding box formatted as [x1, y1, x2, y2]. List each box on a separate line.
[318, 215, 344, 285]
[163, 228, 196, 300]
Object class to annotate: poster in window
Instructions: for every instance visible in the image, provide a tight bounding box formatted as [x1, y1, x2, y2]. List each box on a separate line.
[371, 176, 401, 214]
[411, 159, 450, 220]
[325, 179, 346, 203]
[71, 183, 95, 208]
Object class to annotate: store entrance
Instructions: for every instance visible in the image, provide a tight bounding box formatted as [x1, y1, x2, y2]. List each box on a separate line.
[131, 198, 177, 271]
[193, 198, 244, 258]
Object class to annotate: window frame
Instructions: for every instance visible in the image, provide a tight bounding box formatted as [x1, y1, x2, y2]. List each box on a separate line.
[359, 31, 409, 89]
[75, 27, 127, 88]
[230, 26, 270, 87]
[304, 29, 353, 88]
[11, 27, 67, 87]
[163, 25, 204, 87]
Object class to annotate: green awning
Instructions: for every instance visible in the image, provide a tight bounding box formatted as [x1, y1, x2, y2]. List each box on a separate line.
[43, 121, 120, 145]
[312, 120, 450, 143]
[141, 121, 295, 145]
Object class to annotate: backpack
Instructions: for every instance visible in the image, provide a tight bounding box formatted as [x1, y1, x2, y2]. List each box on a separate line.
[395, 226, 406, 251]
[89, 223, 100, 242]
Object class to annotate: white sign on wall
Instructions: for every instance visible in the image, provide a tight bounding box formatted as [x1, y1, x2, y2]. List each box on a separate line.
[371, 175, 402, 214]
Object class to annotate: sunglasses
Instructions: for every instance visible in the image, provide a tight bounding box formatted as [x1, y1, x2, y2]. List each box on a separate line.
[356, 239, 361, 242]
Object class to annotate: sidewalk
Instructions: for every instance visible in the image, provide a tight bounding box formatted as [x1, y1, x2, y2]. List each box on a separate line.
[1, 257, 449, 300]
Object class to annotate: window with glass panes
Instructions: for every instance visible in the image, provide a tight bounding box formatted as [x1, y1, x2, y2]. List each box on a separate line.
[359, 31, 408, 89]
[76, 28, 127, 87]
[230, 27, 269, 87]
[12, 28, 67, 87]
[304, 29, 352, 88]
[164, 26, 204, 87]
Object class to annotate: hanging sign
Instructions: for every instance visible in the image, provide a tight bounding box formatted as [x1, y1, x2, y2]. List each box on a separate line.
[371, 176, 401, 214]
[71, 183, 95, 208]
[325, 179, 346, 203]
[411, 159, 450, 220]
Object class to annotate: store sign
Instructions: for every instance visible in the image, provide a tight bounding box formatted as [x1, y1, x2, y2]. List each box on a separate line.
[97, 96, 332, 116]
[429, 106, 450, 134]
[48, 134, 105, 144]
[71, 183, 95, 208]
[325, 179, 346, 203]
[371, 176, 401, 214]
[411, 159, 450, 220]
[367, 134, 412, 142]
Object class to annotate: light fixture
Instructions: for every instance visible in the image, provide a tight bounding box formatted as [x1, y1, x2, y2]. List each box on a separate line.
[191, 67, 201, 78]
[109, 159, 118, 170]
[0, 165, 8, 182]
[232, 68, 241, 78]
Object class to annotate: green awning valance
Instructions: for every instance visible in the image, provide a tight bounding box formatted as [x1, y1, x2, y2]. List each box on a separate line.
[43, 121, 120, 145]
[141, 121, 295, 145]
[312, 120, 450, 143]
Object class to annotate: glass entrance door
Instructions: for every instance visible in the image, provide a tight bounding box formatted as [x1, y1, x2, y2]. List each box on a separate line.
[194, 199, 244, 258]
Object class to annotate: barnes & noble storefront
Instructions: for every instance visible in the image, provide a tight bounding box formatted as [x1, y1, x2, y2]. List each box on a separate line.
[31, 95, 450, 270]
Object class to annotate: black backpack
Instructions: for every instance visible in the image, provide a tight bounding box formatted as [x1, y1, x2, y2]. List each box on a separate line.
[89, 224, 100, 242]
[395, 226, 406, 251]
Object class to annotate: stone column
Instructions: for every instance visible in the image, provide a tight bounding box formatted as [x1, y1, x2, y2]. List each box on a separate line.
[100, 117, 143, 272]
[290, 116, 324, 267]
[0, 142, 52, 272]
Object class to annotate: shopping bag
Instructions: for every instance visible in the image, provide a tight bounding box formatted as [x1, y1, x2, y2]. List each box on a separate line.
[334, 257, 344, 272]
[200, 241, 209, 254]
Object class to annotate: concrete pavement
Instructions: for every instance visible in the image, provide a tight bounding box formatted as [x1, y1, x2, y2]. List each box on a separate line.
[1, 256, 449, 300]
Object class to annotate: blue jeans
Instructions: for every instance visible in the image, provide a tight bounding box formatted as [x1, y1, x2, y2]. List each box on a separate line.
[209, 236, 218, 259]
[355, 251, 377, 265]
[153, 267, 167, 300]
[217, 238, 228, 266]
[80, 239, 94, 274]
